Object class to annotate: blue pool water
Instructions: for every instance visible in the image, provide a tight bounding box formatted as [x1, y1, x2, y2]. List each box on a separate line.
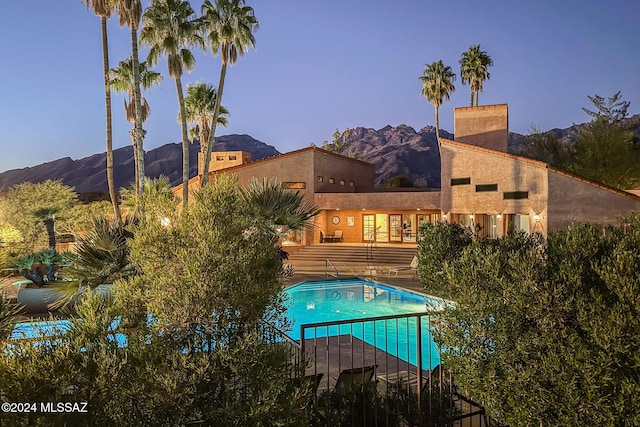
[10, 279, 443, 368]
[284, 278, 442, 369]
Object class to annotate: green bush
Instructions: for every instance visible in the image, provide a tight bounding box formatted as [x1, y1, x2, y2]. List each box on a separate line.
[421, 215, 640, 426]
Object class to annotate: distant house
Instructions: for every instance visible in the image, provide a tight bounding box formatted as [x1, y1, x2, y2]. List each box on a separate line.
[174, 104, 640, 246]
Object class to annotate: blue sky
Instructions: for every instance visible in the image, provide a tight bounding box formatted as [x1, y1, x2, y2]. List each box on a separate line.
[0, 0, 638, 173]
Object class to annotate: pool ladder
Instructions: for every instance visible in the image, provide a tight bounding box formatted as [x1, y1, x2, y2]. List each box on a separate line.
[325, 259, 339, 278]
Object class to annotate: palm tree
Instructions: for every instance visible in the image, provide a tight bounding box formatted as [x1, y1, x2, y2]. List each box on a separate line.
[459, 45, 493, 107]
[114, 0, 145, 201]
[141, 0, 204, 208]
[81, 0, 122, 225]
[184, 82, 230, 176]
[110, 57, 162, 193]
[200, 0, 258, 185]
[419, 60, 456, 142]
[240, 178, 320, 242]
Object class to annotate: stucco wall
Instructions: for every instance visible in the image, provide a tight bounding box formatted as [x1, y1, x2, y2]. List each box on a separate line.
[313, 150, 375, 193]
[454, 104, 509, 152]
[547, 170, 640, 230]
[315, 191, 440, 211]
[226, 150, 316, 201]
[440, 139, 549, 233]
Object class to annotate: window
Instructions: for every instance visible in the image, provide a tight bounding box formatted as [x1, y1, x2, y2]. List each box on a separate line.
[228, 155, 237, 160]
[503, 191, 529, 200]
[328, 178, 335, 184]
[484, 215, 500, 238]
[476, 184, 498, 192]
[451, 177, 471, 186]
[317, 176, 323, 183]
[216, 156, 224, 161]
[508, 214, 530, 234]
[339, 180, 345, 186]
[349, 181, 355, 187]
[282, 182, 306, 189]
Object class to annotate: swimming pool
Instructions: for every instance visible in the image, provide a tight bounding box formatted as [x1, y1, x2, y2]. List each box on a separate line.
[284, 278, 442, 369]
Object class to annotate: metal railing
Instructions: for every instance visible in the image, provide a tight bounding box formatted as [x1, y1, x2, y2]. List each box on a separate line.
[257, 320, 302, 377]
[299, 312, 490, 426]
[325, 259, 339, 278]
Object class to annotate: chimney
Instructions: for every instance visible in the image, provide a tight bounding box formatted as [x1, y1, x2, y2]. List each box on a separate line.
[454, 104, 509, 152]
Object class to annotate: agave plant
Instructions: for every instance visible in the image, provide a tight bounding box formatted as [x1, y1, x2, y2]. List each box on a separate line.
[11, 254, 45, 287]
[38, 248, 64, 282]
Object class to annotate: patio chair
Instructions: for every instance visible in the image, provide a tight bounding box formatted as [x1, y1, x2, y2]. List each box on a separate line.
[388, 255, 418, 277]
[333, 229, 343, 242]
[335, 365, 377, 389]
[320, 231, 332, 243]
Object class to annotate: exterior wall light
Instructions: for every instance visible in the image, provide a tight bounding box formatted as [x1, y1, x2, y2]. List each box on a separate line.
[533, 214, 541, 221]
[496, 214, 502, 220]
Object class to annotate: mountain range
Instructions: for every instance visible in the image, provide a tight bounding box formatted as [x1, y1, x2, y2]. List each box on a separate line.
[1, 116, 638, 193]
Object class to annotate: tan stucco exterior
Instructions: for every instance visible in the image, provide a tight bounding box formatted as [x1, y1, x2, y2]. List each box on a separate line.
[547, 169, 640, 230]
[440, 138, 549, 235]
[440, 137, 640, 236]
[172, 103, 639, 243]
[454, 104, 509, 152]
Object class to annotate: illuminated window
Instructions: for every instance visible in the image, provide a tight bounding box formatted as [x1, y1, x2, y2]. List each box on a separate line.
[216, 156, 224, 161]
[349, 181, 355, 187]
[339, 180, 345, 186]
[328, 178, 335, 184]
[282, 182, 306, 189]
[229, 155, 237, 160]
[317, 176, 323, 183]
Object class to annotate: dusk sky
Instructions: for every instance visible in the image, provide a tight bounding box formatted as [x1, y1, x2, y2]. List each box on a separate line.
[0, 0, 638, 173]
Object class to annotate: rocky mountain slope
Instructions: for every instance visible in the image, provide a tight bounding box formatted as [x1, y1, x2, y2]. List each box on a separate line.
[343, 124, 448, 188]
[2, 115, 638, 193]
[0, 135, 280, 193]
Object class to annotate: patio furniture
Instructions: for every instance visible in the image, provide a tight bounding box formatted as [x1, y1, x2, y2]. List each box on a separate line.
[388, 255, 419, 277]
[333, 230, 343, 242]
[320, 231, 334, 243]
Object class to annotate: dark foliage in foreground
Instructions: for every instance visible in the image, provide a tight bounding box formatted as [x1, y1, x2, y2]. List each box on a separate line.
[419, 214, 640, 426]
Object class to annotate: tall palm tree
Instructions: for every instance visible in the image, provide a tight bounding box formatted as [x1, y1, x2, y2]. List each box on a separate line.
[114, 0, 145, 201]
[141, 0, 204, 208]
[81, 0, 122, 225]
[459, 44, 493, 107]
[419, 60, 456, 142]
[200, 0, 258, 185]
[184, 82, 230, 176]
[110, 57, 162, 193]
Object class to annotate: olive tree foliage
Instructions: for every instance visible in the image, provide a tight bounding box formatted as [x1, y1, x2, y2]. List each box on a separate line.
[417, 221, 472, 297]
[0, 174, 311, 426]
[119, 174, 291, 343]
[420, 217, 640, 426]
[0, 180, 78, 248]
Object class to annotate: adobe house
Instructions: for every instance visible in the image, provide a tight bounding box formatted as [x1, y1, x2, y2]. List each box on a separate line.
[441, 104, 640, 236]
[174, 104, 640, 245]
[175, 146, 442, 246]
